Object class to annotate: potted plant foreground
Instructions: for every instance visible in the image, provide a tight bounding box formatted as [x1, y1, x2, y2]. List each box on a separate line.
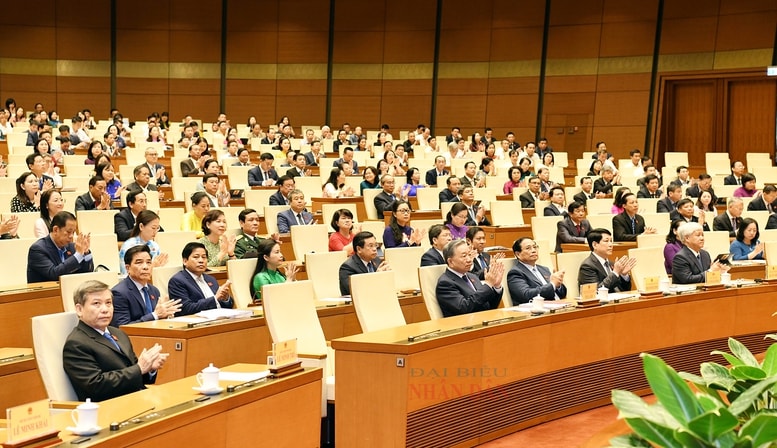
[610, 336, 777, 447]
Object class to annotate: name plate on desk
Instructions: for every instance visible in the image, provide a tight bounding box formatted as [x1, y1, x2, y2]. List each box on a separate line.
[580, 283, 597, 301]
[643, 276, 659, 292]
[705, 270, 721, 286]
[5, 399, 54, 445]
[767, 265, 777, 280]
[271, 339, 298, 368]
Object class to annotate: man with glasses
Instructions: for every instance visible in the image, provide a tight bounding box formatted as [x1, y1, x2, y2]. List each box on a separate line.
[338, 231, 390, 295]
[143, 148, 169, 186]
[506, 237, 567, 304]
[578, 228, 635, 293]
[519, 176, 543, 209]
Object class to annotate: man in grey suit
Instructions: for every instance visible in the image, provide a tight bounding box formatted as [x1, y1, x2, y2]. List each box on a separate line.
[578, 228, 635, 293]
[555, 201, 590, 252]
[276, 189, 313, 233]
[420, 224, 451, 266]
[506, 237, 567, 304]
[672, 222, 729, 284]
[712, 197, 743, 237]
[435, 239, 504, 317]
[657, 182, 683, 213]
[338, 232, 389, 295]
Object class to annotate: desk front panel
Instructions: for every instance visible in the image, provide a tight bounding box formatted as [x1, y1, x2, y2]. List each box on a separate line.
[0, 285, 62, 348]
[334, 286, 777, 448]
[0, 348, 46, 410]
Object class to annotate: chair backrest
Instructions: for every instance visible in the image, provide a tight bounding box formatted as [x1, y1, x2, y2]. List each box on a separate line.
[637, 232, 666, 248]
[637, 198, 660, 216]
[587, 214, 614, 233]
[418, 264, 446, 320]
[9, 212, 39, 239]
[663, 152, 689, 171]
[742, 210, 770, 231]
[227, 165, 251, 190]
[490, 201, 524, 226]
[171, 177, 202, 202]
[555, 250, 592, 298]
[628, 246, 667, 291]
[32, 312, 79, 401]
[705, 154, 731, 176]
[702, 231, 731, 259]
[60, 271, 120, 312]
[0, 238, 36, 289]
[641, 213, 671, 236]
[586, 198, 612, 215]
[416, 188, 441, 210]
[263, 205, 290, 235]
[262, 280, 327, 355]
[293, 177, 323, 206]
[531, 216, 562, 247]
[761, 229, 777, 243]
[440, 201, 455, 220]
[351, 271, 406, 333]
[384, 246, 425, 291]
[244, 189, 278, 215]
[535, 238, 554, 270]
[291, 224, 328, 260]
[227, 258, 258, 308]
[75, 209, 120, 235]
[764, 241, 777, 264]
[305, 251, 347, 300]
[90, 233, 120, 271]
[322, 203, 359, 225]
[362, 189, 381, 220]
[499, 257, 518, 307]
[151, 265, 183, 299]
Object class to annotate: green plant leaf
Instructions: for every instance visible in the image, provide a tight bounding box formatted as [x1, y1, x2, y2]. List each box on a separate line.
[729, 338, 760, 367]
[611, 390, 680, 427]
[732, 438, 754, 448]
[729, 376, 777, 416]
[686, 408, 739, 443]
[712, 350, 745, 367]
[625, 418, 684, 448]
[642, 353, 703, 424]
[730, 365, 767, 381]
[700, 362, 738, 391]
[697, 393, 724, 412]
[761, 344, 777, 376]
[672, 429, 712, 448]
[738, 413, 777, 447]
[608, 433, 653, 447]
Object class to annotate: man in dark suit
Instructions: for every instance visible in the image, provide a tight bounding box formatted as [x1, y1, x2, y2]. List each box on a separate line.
[111, 245, 181, 326]
[421, 224, 451, 266]
[506, 237, 567, 305]
[519, 176, 543, 209]
[573, 176, 596, 205]
[672, 222, 728, 284]
[593, 166, 618, 196]
[180, 142, 204, 177]
[374, 175, 399, 217]
[723, 161, 745, 186]
[713, 197, 744, 237]
[747, 185, 777, 212]
[75, 176, 113, 211]
[556, 201, 591, 253]
[612, 193, 657, 242]
[578, 228, 635, 292]
[285, 153, 309, 178]
[27, 211, 94, 283]
[268, 176, 294, 206]
[339, 232, 388, 295]
[276, 189, 314, 233]
[114, 191, 148, 242]
[685, 174, 716, 200]
[248, 153, 279, 187]
[26, 120, 40, 146]
[143, 148, 170, 185]
[26, 153, 55, 190]
[425, 155, 449, 186]
[657, 182, 683, 213]
[331, 147, 359, 172]
[636, 174, 662, 198]
[435, 239, 503, 317]
[167, 242, 235, 315]
[125, 164, 159, 194]
[543, 186, 567, 217]
[63, 280, 167, 402]
[459, 186, 491, 226]
[438, 176, 461, 206]
[466, 226, 494, 280]
[670, 198, 710, 231]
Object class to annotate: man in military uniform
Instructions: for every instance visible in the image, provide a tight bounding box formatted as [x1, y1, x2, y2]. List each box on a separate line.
[234, 208, 280, 258]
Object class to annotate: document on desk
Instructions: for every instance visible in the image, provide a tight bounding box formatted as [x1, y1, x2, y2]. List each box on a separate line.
[506, 302, 571, 312]
[219, 370, 271, 382]
[196, 309, 253, 320]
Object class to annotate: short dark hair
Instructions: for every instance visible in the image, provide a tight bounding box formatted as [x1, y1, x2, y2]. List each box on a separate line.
[330, 208, 354, 232]
[89, 176, 105, 187]
[238, 208, 257, 223]
[579, 176, 591, 185]
[203, 172, 219, 184]
[428, 224, 446, 244]
[201, 209, 225, 235]
[644, 174, 659, 184]
[567, 201, 585, 214]
[352, 231, 374, 249]
[124, 244, 151, 266]
[182, 241, 207, 259]
[741, 173, 756, 185]
[277, 175, 293, 187]
[675, 198, 694, 210]
[763, 185, 777, 194]
[260, 152, 274, 161]
[133, 164, 150, 177]
[190, 191, 209, 206]
[51, 211, 76, 229]
[586, 228, 612, 250]
[25, 153, 40, 167]
[126, 189, 145, 207]
[698, 173, 712, 181]
[629, 148, 641, 156]
[512, 237, 533, 253]
[465, 226, 484, 242]
[676, 165, 688, 173]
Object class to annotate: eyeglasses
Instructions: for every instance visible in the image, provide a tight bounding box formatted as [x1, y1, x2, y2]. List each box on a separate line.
[396, 209, 411, 214]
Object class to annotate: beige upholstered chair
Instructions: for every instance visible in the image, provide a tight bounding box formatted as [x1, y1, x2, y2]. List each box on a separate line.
[305, 251, 347, 300]
[227, 258, 258, 308]
[418, 264, 446, 320]
[60, 271, 120, 312]
[32, 312, 79, 401]
[351, 271, 406, 332]
[384, 246, 425, 291]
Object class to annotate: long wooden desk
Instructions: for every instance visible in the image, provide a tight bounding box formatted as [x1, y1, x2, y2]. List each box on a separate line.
[0, 348, 46, 410]
[0, 364, 322, 447]
[0, 283, 61, 348]
[332, 285, 777, 448]
[122, 294, 428, 383]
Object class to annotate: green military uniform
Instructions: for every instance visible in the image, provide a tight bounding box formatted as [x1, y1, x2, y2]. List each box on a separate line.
[234, 231, 262, 258]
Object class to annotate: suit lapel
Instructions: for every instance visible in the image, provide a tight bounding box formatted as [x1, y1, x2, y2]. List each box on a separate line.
[126, 278, 147, 312]
[517, 263, 542, 286]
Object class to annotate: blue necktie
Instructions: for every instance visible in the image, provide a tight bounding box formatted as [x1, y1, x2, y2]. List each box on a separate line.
[59, 248, 67, 262]
[367, 263, 375, 273]
[630, 217, 636, 234]
[103, 331, 121, 351]
[142, 286, 153, 314]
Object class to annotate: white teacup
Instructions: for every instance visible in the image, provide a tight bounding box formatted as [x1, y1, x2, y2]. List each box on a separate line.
[721, 273, 731, 283]
[196, 363, 220, 390]
[71, 399, 99, 429]
[531, 296, 544, 312]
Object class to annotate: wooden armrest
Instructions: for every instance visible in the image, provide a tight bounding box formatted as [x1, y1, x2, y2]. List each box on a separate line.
[50, 401, 81, 410]
[298, 353, 327, 360]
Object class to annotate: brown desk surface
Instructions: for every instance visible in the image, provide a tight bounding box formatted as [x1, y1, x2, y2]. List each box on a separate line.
[0, 348, 46, 410]
[332, 285, 777, 447]
[0, 283, 61, 348]
[2, 364, 322, 447]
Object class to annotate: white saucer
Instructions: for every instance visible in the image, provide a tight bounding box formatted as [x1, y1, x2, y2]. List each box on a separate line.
[67, 426, 101, 436]
[192, 386, 223, 395]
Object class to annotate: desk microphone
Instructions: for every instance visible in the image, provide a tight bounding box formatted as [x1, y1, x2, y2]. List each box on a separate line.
[109, 406, 156, 431]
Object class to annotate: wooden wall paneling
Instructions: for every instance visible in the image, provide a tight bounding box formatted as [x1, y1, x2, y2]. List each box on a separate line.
[548, 0, 603, 26]
[725, 78, 777, 158]
[169, 95, 221, 121]
[715, 11, 777, 51]
[379, 95, 432, 132]
[435, 95, 488, 131]
[662, 0, 720, 19]
[667, 80, 716, 164]
[659, 17, 718, 55]
[275, 95, 327, 128]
